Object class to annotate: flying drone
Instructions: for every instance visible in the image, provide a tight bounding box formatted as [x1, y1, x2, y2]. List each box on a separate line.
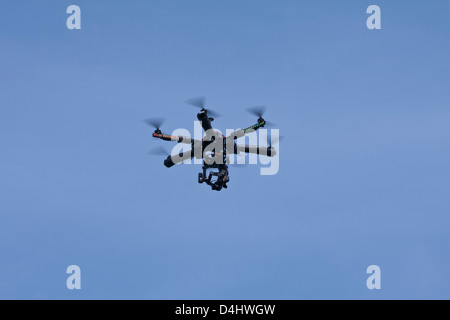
[146, 97, 278, 191]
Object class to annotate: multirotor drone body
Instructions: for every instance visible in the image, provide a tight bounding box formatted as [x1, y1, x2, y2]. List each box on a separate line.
[147, 98, 277, 191]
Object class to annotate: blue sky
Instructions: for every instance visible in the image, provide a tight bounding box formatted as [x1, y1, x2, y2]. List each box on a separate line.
[0, 0, 449, 299]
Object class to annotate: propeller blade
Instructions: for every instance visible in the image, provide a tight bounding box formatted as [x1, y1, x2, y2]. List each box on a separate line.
[144, 117, 165, 129]
[185, 96, 205, 109]
[148, 146, 170, 157]
[205, 109, 221, 118]
[263, 120, 277, 128]
[247, 105, 266, 118]
[269, 135, 284, 146]
[185, 96, 221, 118]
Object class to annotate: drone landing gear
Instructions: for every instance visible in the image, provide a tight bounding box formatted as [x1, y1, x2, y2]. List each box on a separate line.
[198, 166, 208, 184]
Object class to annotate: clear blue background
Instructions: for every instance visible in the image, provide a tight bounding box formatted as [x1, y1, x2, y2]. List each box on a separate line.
[1, 0, 449, 299]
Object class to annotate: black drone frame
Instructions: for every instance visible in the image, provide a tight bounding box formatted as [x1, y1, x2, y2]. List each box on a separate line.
[150, 108, 276, 191]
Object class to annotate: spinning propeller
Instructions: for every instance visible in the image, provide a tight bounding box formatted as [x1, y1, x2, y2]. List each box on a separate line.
[185, 97, 221, 119]
[148, 146, 170, 157]
[144, 117, 165, 134]
[246, 106, 276, 127]
[268, 135, 283, 148]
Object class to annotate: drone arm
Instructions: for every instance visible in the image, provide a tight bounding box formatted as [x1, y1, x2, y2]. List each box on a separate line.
[163, 149, 195, 168]
[242, 121, 266, 133]
[225, 121, 266, 141]
[234, 144, 276, 157]
[197, 112, 214, 133]
[152, 133, 201, 145]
